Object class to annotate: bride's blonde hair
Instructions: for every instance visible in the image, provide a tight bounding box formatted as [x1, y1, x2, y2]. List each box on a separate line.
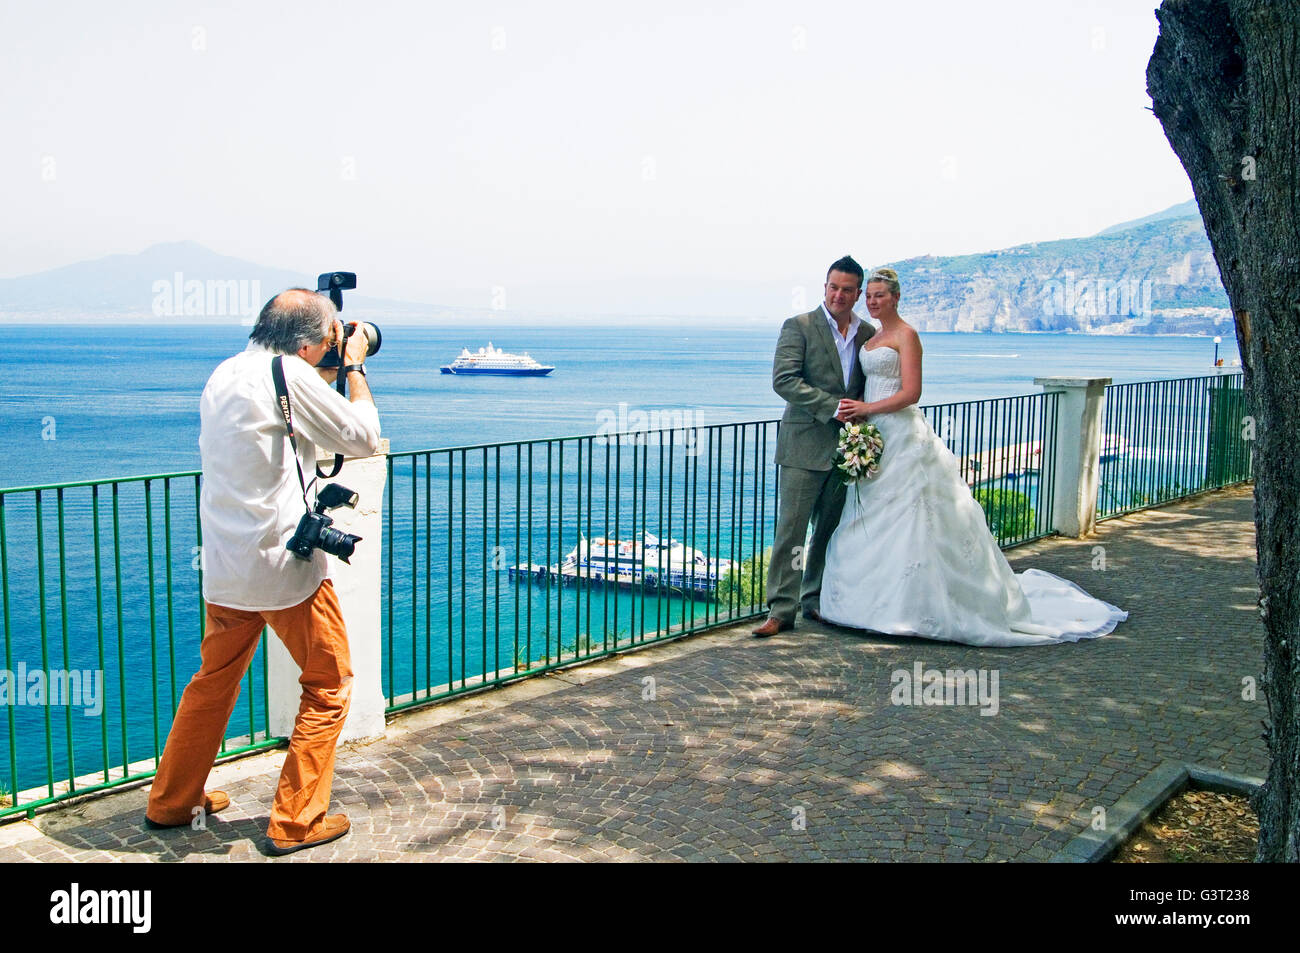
[867, 267, 900, 296]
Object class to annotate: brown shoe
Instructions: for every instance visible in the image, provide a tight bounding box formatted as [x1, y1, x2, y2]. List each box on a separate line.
[266, 813, 351, 856]
[751, 617, 793, 638]
[803, 608, 826, 624]
[144, 790, 231, 829]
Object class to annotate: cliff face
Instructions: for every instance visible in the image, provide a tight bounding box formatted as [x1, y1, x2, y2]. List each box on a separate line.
[888, 212, 1232, 335]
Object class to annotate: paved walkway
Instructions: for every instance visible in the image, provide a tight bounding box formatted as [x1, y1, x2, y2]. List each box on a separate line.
[0, 486, 1265, 862]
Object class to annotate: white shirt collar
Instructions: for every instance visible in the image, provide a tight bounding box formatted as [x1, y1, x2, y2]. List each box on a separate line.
[822, 303, 861, 340]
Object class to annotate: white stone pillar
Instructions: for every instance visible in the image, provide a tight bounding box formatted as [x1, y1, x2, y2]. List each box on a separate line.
[1034, 377, 1110, 538]
[268, 438, 389, 743]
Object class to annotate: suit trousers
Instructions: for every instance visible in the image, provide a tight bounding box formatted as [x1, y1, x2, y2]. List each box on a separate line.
[145, 579, 353, 841]
[766, 464, 847, 623]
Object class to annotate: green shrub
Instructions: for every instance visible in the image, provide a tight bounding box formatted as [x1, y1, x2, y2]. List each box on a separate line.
[717, 546, 769, 610]
[973, 488, 1037, 542]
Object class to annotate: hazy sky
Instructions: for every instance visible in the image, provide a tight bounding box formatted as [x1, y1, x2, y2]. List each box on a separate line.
[3, 0, 1194, 315]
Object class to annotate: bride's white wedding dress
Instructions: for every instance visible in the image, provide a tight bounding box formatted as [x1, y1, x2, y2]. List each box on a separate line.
[818, 345, 1127, 646]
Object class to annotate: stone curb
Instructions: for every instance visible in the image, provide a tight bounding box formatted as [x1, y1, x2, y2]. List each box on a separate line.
[1049, 762, 1264, 863]
[1185, 765, 1266, 797]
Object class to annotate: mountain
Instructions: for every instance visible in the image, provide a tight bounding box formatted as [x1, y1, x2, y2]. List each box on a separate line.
[1094, 199, 1200, 236]
[0, 241, 439, 324]
[1, 202, 1234, 332]
[881, 201, 1232, 335]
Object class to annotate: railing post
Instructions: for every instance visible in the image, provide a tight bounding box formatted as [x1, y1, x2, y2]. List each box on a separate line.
[268, 439, 389, 743]
[1035, 377, 1110, 538]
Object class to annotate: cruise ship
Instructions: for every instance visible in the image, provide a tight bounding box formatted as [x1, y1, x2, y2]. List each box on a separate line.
[508, 533, 734, 596]
[439, 342, 555, 376]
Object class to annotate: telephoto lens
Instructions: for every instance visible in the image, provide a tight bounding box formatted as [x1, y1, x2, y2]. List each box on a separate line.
[317, 322, 381, 369]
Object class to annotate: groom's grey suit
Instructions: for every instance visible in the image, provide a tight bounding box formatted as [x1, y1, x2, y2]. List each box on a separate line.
[767, 306, 875, 623]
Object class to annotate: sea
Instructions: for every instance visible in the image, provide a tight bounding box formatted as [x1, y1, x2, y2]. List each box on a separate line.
[0, 323, 1240, 798]
[0, 323, 1236, 490]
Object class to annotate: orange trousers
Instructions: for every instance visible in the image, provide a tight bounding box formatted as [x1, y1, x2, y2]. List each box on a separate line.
[146, 579, 353, 841]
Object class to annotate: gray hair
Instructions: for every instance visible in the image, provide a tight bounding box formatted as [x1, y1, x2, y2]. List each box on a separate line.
[248, 289, 336, 354]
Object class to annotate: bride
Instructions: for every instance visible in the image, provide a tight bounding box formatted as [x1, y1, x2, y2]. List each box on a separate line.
[817, 268, 1127, 647]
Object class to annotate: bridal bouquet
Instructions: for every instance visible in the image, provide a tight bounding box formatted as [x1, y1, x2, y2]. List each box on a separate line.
[834, 422, 884, 485]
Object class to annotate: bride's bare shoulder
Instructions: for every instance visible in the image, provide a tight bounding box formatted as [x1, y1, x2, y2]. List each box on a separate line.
[900, 323, 922, 352]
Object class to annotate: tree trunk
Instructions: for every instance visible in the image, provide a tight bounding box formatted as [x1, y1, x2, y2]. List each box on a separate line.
[1148, 0, 1300, 862]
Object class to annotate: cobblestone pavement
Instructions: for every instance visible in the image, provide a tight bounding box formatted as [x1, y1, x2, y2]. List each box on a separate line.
[0, 486, 1264, 862]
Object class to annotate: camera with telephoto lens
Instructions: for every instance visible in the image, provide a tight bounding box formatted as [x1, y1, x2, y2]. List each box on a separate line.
[315, 272, 382, 370]
[286, 483, 363, 564]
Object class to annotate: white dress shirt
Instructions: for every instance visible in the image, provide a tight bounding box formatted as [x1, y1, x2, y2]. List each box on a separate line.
[198, 342, 381, 611]
[822, 304, 861, 389]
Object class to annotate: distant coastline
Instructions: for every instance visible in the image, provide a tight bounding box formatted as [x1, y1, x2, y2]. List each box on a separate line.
[0, 318, 1234, 337]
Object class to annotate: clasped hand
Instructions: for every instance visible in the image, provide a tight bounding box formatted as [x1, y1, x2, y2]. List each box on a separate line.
[835, 398, 870, 423]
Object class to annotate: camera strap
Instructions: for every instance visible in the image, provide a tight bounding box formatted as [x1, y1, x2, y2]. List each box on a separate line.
[319, 382, 345, 481]
[271, 356, 313, 511]
[318, 454, 344, 479]
[313, 360, 347, 480]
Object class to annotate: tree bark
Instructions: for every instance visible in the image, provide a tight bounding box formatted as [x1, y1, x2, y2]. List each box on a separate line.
[1148, 0, 1300, 862]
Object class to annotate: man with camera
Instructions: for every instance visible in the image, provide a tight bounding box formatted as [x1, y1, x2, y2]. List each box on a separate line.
[145, 287, 380, 855]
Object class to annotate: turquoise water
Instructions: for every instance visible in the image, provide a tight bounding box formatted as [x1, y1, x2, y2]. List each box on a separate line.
[0, 324, 1234, 489]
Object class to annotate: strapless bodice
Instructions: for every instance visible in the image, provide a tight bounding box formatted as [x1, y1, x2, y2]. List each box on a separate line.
[862, 345, 901, 404]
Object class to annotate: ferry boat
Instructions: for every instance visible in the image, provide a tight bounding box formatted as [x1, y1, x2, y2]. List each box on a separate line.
[962, 434, 1128, 485]
[439, 342, 554, 376]
[508, 533, 734, 595]
[961, 440, 1043, 485]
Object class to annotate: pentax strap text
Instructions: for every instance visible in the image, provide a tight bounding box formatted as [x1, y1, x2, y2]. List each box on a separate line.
[271, 356, 312, 510]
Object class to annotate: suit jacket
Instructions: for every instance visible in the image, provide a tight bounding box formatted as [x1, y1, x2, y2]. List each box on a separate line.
[772, 306, 875, 471]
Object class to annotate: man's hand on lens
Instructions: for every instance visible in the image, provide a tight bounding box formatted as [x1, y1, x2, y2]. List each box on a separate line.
[313, 320, 348, 385]
[342, 323, 375, 405]
[343, 322, 369, 367]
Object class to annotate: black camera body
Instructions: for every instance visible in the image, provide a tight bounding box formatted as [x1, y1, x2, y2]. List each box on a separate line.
[286, 483, 362, 564]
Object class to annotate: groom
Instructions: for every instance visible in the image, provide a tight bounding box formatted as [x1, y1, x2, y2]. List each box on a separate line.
[753, 255, 874, 638]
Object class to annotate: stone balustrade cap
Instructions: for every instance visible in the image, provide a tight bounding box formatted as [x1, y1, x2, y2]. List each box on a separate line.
[316, 437, 390, 464]
[1034, 376, 1112, 388]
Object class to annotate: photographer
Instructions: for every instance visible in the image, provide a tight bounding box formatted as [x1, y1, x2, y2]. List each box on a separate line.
[145, 288, 379, 855]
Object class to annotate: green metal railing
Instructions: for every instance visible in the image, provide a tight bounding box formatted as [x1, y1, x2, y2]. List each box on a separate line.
[381, 420, 775, 712]
[1098, 373, 1253, 520]
[922, 391, 1060, 547]
[0, 472, 278, 820]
